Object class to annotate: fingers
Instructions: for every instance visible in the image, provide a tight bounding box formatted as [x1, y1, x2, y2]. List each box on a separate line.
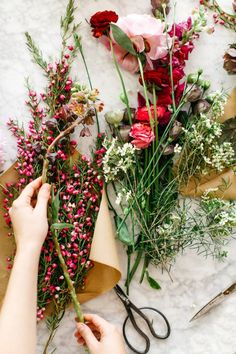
[84, 314, 112, 334]
[17, 177, 42, 205]
[76, 323, 98, 350]
[35, 183, 51, 216]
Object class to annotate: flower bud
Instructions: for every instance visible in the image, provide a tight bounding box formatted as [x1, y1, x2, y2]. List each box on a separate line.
[193, 99, 211, 115]
[187, 73, 198, 84]
[151, 0, 170, 16]
[162, 144, 174, 155]
[45, 118, 58, 130]
[119, 125, 131, 142]
[80, 127, 91, 137]
[233, 0, 236, 12]
[105, 110, 124, 127]
[169, 121, 182, 139]
[199, 79, 211, 90]
[123, 108, 136, 124]
[185, 85, 203, 102]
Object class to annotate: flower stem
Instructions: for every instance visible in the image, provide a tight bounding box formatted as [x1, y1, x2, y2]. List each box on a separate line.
[138, 57, 154, 128]
[42, 115, 85, 183]
[109, 39, 132, 125]
[78, 44, 101, 133]
[52, 230, 84, 322]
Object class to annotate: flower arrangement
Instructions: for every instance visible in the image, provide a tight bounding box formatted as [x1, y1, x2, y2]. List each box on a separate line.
[90, 5, 236, 291]
[1, 0, 104, 350]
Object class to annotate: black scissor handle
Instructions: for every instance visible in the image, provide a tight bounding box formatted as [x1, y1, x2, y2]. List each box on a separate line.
[140, 306, 171, 340]
[123, 306, 171, 354]
[123, 312, 150, 354]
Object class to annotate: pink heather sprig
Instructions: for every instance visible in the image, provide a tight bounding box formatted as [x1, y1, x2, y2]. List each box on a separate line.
[200, 0, 236, 32]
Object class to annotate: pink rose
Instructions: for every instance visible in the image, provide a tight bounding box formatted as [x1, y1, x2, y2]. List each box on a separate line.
[115, 14, 169, 60]
[109, 14, 169, 72]
[129, 123, 155, 149]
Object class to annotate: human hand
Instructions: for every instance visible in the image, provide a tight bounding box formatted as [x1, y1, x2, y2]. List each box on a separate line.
[75, 314, 126, 354]
[9, 177, 51, 254]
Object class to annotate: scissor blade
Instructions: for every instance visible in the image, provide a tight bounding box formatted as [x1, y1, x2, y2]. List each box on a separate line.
[190, 293, 225, 322]
[190, 283, 236, 322]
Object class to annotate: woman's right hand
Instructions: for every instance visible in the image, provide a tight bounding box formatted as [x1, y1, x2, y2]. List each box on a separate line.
[75, 314, 126, 354]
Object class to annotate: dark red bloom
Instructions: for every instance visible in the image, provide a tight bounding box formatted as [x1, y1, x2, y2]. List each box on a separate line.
[136, 105, 170, 126]
[156, 88, 173, 106]
[90, 11, 119, 38]
[173, 41, 194, 65]
[174, 82, 185, 105]
[140, 67, 170, 89]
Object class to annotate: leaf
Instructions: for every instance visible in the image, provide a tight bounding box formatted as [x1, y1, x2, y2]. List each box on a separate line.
[51, 189, 60, 222]
[220, 116, 236, 154]
[115, 215, 134, 246]
[146, 271, 161, 290]
[51, 223, 74, 232]
[110, 24, 137, 57]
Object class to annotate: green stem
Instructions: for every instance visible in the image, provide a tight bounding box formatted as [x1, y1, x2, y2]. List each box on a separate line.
[52, 231, 84, 322]
[109, 39, 132, 125]
[138, 57, 154, 128]
[125, 249, 143, 288]
[78, 44, 100, 133]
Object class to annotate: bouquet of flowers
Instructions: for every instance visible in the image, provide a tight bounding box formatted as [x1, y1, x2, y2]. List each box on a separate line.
[1, 0, 105, 349]
[90, 5, 236, 291]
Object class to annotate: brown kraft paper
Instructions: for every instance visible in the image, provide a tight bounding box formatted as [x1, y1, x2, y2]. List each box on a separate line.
[181, 88, 236, 199]
[0, 163, 121, 308]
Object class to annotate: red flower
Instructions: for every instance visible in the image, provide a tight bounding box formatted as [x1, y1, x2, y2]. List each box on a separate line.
[136, 105, 167, 125]
[90, 11, 119, 38]
[156, 88, 173, 106]
[140, 68, 170, 89]
[130, 123, 155, 149]
[169, 17, 192, 40]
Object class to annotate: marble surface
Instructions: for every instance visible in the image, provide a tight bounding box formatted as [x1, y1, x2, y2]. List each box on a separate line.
[1, 0, 236, 353]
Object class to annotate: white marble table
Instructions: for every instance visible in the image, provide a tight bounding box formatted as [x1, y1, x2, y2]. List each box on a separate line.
[1, 0, 236, 353]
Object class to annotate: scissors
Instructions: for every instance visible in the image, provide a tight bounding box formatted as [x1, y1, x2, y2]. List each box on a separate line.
[190, 282, 236, 322]
[114, 285, 171, 354]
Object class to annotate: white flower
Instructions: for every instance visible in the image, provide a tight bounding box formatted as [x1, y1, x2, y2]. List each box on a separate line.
[174, 144, 182, 154]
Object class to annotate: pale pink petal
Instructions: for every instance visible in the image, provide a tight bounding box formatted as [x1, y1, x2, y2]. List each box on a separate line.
[147, 35, 168, 60]
[98, 35, 111, 50]
[121, 54, 139, 73]
[131, 36, 145, 53]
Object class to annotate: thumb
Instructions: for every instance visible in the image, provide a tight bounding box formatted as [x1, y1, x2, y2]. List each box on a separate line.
[35, 183, 51, 215]
[76, 323, 98, 350]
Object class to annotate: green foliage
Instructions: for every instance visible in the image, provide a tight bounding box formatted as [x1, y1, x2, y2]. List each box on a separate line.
[110, 24, 137, 56]
[115, 215, 134, 246]
[25, 32, 48, 70]
[146, 271, 161, 290]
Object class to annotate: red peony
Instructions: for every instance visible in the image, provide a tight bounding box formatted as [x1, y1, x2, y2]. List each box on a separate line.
[156, 88, 172, 106]
[90, 11, 119, 38]
[130, 123, 155, 149]
[140, 67, 170, 88]
[136, 105, 167, 125]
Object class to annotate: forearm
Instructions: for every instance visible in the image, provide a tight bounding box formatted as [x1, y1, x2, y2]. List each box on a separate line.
[0, 246, 40, 354]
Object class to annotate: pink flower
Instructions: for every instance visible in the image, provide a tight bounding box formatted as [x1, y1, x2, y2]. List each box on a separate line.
[169, 17, 192, 40]
[129, 123, 155, 149]
[111, 14, 169, 72]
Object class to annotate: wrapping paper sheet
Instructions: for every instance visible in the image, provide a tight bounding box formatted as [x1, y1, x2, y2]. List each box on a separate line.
[181, 88, 236, 199]
[0, 164, 121, 308]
